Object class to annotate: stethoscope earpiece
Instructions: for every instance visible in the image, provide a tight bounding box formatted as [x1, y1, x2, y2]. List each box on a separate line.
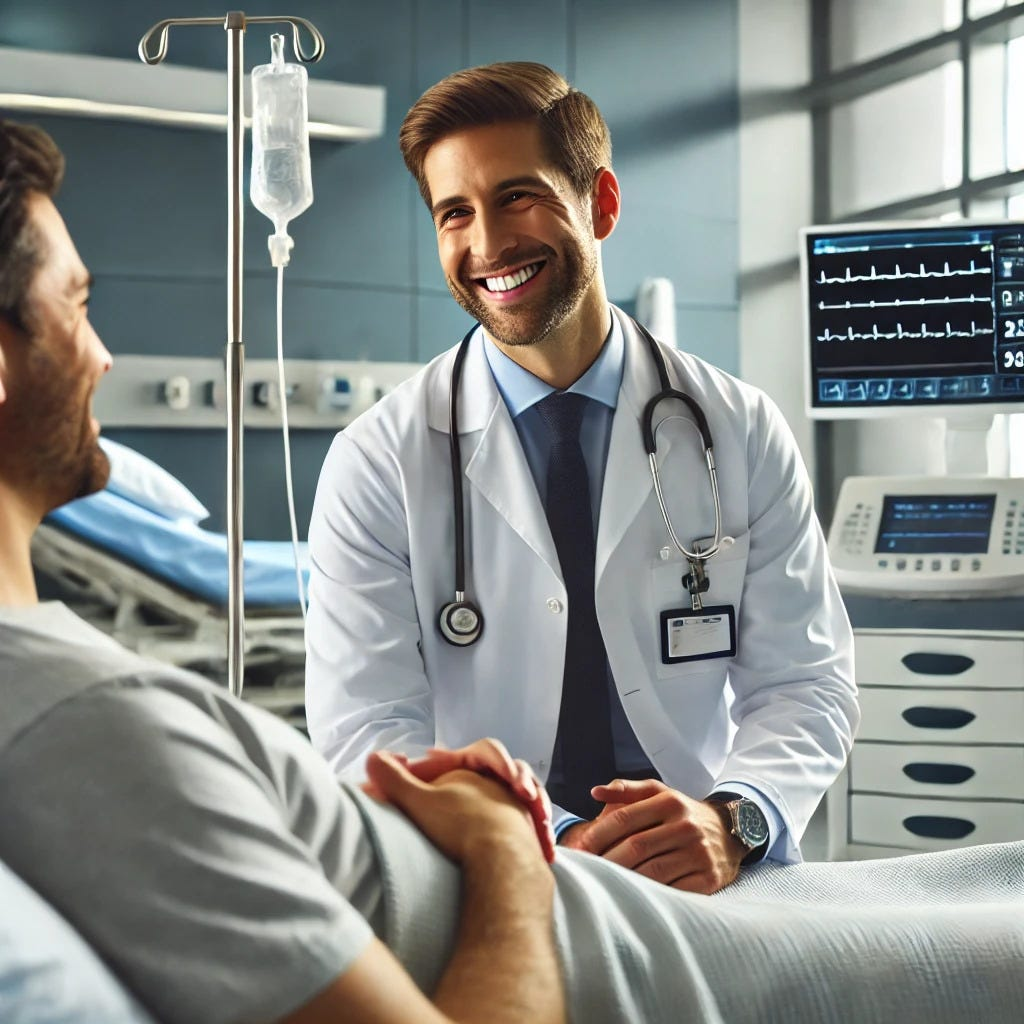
[439, 599, 484, 646]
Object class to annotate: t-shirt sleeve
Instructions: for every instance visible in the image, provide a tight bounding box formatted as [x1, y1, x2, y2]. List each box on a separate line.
[0, 684, 373, 1024]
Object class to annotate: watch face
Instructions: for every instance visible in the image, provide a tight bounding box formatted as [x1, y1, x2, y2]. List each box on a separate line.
[737, 801, 770, 847]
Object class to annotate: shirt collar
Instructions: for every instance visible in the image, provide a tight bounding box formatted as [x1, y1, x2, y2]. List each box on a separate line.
[481, 311, 624, 418]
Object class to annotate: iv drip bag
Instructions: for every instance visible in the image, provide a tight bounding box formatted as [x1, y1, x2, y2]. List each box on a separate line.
[251, 34, 313, 267]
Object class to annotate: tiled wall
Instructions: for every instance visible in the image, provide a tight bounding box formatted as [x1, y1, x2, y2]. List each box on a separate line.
[1, 0, 738, 537]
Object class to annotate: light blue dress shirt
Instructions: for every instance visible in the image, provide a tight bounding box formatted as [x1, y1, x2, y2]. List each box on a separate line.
[480, 317, 785, 858]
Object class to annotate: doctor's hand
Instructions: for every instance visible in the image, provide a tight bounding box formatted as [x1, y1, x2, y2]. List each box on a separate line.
[363, 738, 555, 863]
[559, 779, 746, 894]
[365, 751, 553, 873]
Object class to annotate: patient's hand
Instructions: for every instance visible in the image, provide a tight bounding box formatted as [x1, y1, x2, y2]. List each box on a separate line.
[365, 752, 550, 869]
[366, 739, 555, 863]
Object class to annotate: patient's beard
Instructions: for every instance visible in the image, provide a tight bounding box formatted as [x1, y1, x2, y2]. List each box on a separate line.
[6, 355, 110, 511]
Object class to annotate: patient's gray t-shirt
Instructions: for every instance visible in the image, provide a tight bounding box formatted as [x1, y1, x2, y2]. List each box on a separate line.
[0, 603, 381, 1024]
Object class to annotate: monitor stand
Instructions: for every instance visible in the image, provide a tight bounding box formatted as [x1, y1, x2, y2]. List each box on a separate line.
[940, 414, 1010, 477]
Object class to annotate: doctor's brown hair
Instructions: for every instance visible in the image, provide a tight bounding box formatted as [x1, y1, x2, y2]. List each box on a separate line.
[399, 61, 612, 207]
[0, 120, 65, 335]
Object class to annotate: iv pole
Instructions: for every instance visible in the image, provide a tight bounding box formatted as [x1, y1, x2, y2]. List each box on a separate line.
[139, 12, 324, 698]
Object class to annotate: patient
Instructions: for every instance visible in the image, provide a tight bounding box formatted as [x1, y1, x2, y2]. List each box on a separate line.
[2, 119, 1024, 1024]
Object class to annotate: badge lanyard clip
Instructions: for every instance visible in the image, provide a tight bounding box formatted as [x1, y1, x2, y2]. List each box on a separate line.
[682, 556, 710, 612]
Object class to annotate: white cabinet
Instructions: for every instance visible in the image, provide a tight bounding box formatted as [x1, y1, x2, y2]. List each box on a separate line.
[827, 628, 1024, 859]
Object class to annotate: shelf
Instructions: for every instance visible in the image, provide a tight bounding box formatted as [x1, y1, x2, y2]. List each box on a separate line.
[0, 44, 385, 142]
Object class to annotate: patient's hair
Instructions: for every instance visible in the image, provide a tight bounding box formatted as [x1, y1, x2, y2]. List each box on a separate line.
[399, 61, 612, 207]
[0, 120, 65, 334]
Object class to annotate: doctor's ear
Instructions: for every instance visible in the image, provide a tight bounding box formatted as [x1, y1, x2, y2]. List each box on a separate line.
[590, 167, 620, 241]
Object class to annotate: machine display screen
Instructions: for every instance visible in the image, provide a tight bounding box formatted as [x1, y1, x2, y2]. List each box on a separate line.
[804, 222, 1024, 414]
[874, 494, 996, 554]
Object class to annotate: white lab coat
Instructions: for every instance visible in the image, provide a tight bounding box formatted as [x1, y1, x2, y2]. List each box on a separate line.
[306, 306, 857, 862]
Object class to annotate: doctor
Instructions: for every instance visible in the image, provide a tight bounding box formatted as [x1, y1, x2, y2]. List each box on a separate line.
[306, 62, 858, 893]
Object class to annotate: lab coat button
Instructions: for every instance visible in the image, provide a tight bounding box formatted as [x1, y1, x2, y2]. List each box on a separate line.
[659, 546, 672, 560]
[546, 598, 563, 613]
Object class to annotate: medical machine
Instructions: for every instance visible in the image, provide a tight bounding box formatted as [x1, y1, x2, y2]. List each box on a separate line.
[829, 475, 1024, 596]
[801, 220, 1024, 862]
[139, 13, 324, 696]
[803, 220, 1024, 419]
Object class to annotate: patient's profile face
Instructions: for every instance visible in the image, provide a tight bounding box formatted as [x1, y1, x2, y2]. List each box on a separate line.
[1, 193, 112, 507]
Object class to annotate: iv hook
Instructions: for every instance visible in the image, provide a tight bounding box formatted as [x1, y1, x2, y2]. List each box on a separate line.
[139, 13, 325, 66]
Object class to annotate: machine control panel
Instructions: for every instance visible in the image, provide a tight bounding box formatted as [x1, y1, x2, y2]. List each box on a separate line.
[829, 476, 1024, 595]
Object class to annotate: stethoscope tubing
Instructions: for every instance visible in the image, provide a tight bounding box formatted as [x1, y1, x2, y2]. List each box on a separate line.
[448, 332, 473, 599]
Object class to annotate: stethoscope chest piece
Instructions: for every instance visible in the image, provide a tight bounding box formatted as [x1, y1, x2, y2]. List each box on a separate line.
[439, 598, 484, 646]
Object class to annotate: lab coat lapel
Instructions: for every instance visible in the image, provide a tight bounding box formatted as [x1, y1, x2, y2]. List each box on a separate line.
[455, 333, 563, 580]
[595, 308, 671, 586]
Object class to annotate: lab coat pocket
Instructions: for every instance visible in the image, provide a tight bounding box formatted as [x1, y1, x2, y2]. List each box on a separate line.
[650, 532, 750, 680]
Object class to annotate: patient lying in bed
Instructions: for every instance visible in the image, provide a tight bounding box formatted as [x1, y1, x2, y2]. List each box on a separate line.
[2, 602, 1022, 1024]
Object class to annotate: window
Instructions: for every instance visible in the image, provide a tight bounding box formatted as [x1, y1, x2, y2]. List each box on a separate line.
[830, 0, 959, 70]
[830, 63, 962, 216]
[816, 0, 1024, 484]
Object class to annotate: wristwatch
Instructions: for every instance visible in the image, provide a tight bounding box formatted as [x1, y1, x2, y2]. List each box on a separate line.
[722, 797, 770, 853]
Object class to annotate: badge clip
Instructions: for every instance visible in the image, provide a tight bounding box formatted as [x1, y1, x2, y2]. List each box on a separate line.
[682, 556, 710, 612]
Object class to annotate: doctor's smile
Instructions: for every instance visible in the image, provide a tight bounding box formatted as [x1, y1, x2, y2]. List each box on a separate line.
[482, 260, 544, 293]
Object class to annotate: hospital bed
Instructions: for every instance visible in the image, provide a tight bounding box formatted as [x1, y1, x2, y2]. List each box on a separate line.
[32, 483, 308, 728]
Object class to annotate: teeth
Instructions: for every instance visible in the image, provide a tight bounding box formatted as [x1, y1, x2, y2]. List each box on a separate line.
[484, 262, 541, 293]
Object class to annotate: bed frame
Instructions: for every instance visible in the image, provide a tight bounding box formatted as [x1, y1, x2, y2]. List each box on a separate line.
[31, 523, 307, 729]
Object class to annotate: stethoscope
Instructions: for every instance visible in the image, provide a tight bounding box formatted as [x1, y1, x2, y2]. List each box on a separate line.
[438, 317, 723, 647]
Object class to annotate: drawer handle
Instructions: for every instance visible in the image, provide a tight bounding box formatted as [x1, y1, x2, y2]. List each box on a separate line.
[902, 815, 976, 840]
[900, 652, 975, 676]
[902, 762, 976, 785]
[902, 707, 976, 730]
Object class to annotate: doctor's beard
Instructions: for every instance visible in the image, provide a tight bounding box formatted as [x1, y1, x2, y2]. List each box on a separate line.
[447, 236, 599, 349]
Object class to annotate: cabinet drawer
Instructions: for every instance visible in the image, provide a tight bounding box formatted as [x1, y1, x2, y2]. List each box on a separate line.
[855, 632, 1024, 689]
[859, 686, 1024, 743]
[850, 793, 1024, 851]
[850, 742, 1024, 800]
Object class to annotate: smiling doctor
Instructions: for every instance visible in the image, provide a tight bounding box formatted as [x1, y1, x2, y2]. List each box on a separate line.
[306, 62, 858, 893]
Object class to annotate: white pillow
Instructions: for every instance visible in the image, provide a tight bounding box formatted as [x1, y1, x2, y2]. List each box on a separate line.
[0, 860, 156, 1024]
[99, 437, 210, 524]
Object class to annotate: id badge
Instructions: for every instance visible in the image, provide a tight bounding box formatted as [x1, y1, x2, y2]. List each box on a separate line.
[659, 605, 736, 664]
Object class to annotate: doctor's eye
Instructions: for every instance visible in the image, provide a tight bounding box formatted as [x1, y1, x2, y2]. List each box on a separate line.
[438, 207, 470, 226]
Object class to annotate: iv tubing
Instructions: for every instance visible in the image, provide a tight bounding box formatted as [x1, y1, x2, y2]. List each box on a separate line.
[276, 264, 308, 622]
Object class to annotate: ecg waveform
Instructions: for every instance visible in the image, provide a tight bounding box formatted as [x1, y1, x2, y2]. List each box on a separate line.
[810, 242, 995, 366]
[818, 294, 989, 312]
[817, 321, 994, 342]
[816, 260, 989, 285]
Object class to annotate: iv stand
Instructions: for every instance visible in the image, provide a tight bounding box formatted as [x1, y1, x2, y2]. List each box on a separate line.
[139, 12, 324, 698]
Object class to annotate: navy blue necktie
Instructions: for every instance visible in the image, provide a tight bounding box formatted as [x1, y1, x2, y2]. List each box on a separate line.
[536, 392, 616, 818]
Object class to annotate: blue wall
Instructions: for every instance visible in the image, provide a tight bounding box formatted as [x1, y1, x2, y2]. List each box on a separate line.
[1, 0, 738, 538]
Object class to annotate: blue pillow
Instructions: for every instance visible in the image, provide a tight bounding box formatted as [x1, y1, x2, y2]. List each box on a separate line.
[0, 860, 155, 1024]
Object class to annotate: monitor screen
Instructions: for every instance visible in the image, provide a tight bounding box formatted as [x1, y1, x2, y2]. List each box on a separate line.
[803, 221, 1024, 417]
[874, 493, 996, 555]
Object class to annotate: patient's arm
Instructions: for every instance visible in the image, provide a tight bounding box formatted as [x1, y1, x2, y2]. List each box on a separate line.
[281, 753, 565, 1024]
